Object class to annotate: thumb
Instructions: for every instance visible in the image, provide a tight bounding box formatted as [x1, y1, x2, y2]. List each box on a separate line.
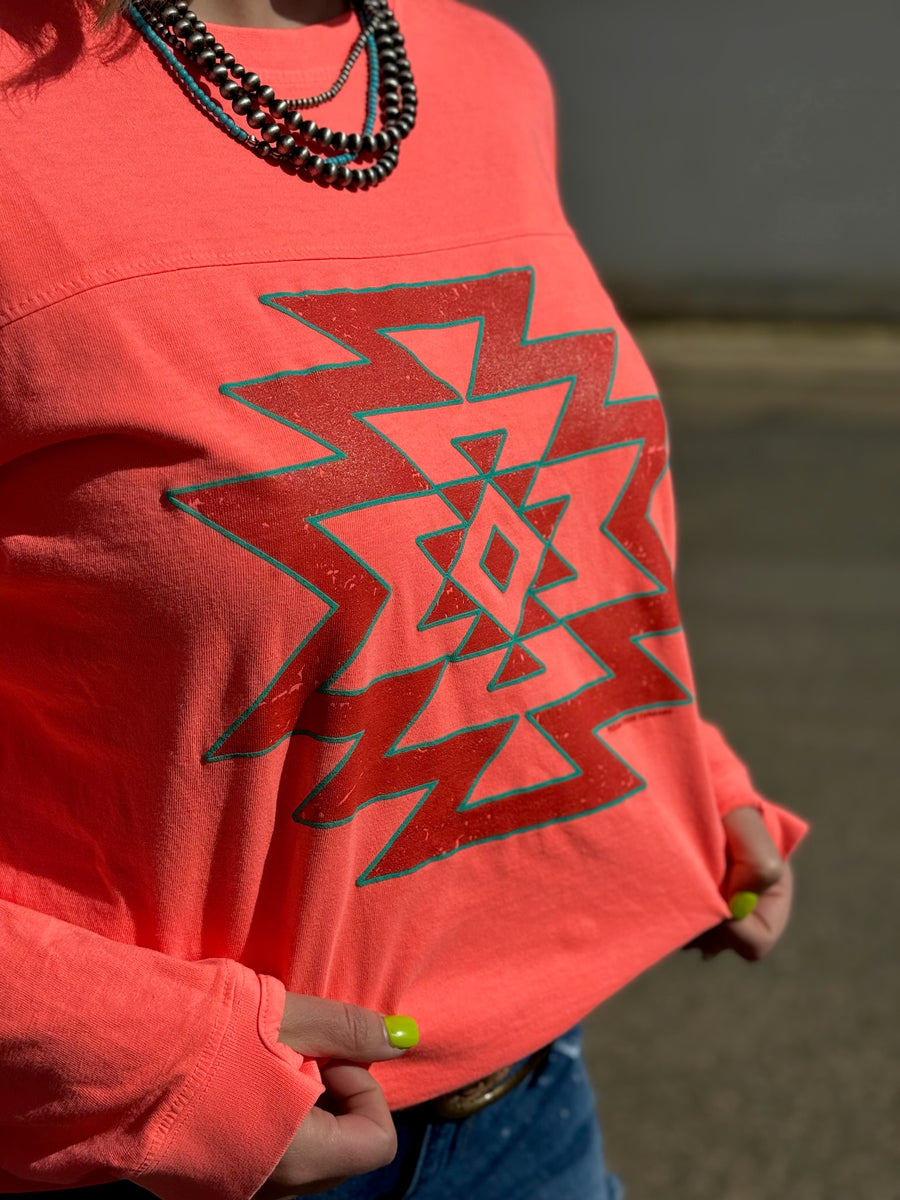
[278, 992, 419, 1063]
[721, 805, 784, 910]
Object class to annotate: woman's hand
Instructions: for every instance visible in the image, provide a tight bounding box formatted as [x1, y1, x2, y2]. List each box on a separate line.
[685, 805, 794, 961]
[255, 994, 415, 1199]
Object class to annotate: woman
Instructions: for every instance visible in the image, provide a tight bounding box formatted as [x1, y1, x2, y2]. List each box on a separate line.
[0, 1, 808, 1197]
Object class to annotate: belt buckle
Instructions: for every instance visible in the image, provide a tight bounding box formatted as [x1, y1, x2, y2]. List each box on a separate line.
[431, 1044, 552, 1121]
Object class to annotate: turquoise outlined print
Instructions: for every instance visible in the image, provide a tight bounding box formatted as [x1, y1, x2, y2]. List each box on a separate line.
[166, 267, 691, 881]
[479, 526, 519, 593]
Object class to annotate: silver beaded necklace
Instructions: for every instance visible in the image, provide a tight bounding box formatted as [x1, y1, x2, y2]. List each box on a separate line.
[127, 0, 417, 187]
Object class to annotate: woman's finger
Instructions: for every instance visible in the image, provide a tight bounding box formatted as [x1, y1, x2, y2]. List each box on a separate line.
[721, 806, 785, 895]
[278, 991, 417, 1062]
[682, 809, 795, 961]
[719, 858, 794, 961]
[259, 1064, 397, 1199]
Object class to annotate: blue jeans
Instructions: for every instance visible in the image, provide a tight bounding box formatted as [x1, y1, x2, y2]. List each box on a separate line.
[8, 1029, 623, 1200]
[323, 1026, 625, 1200]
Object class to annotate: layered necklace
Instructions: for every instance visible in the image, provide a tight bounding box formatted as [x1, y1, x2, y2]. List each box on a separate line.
[126, 0, 416, 188]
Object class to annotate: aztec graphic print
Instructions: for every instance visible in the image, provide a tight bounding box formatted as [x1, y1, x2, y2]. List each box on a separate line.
[167, 268, 693, 884]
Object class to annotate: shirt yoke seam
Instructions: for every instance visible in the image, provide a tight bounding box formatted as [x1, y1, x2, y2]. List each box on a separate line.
[0, 227, 573, 332]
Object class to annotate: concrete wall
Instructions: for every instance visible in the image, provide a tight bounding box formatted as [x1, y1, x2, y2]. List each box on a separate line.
[471, 0, 900, 318]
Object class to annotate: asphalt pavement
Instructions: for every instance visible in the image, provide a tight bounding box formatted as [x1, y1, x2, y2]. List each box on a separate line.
[581, 322, 900, 1199]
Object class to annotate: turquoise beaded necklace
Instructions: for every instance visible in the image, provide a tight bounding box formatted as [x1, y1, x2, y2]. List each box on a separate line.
[126, 0, 415, 187]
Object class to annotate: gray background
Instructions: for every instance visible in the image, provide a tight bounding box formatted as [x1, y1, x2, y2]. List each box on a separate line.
[579, 336, 900, 1198]
[471, 0, 899, 317]
[467, 3, 899, 1196]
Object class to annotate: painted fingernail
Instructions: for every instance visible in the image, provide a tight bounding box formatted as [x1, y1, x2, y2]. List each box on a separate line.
[728, 891, 759, 920]
[385, 1015, 419, 1049]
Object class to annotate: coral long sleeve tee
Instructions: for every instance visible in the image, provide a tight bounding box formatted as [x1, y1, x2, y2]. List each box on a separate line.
[0, 3, 808, 1197]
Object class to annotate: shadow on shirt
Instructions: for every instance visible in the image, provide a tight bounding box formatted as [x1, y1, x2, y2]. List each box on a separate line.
[0, 0, 137, 93]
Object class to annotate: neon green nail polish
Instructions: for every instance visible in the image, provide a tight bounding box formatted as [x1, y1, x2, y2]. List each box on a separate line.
[385, 1015, 419, 1049]
[729, 891, 759, 920]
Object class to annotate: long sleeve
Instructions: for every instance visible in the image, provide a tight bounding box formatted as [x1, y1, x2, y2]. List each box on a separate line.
[639, 411, 810, 861]
[0, 0, 812, 1130]
[0, 899, 323, 1200]
[698, 718, 809, 860]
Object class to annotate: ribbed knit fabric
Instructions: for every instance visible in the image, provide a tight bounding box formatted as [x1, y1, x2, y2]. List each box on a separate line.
[0, 3, 808, 1197]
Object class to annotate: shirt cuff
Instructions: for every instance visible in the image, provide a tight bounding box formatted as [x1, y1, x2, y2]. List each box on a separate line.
[135, 967, 323, 1200]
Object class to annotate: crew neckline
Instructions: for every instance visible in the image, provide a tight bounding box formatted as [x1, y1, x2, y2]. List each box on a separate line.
[198, 0, 405, 76]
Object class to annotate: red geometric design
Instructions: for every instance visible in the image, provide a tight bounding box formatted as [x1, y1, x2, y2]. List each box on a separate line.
[168, 269, 687, 884]
[481, 528, 517, 590]
[493, 644, 543, 687]
[492, 467, 535, 509]
[518, 596, 556, 637]
[534, 546, 576, 591]
[460, 612, 510, 656]
[419, 527, 465, 573]
[441, 479, 484, 522]
[455, 432, 504, 474]
[422, 579, 476, 626]
[384, 320, 481, 398]
[523, 498, 567, 540]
